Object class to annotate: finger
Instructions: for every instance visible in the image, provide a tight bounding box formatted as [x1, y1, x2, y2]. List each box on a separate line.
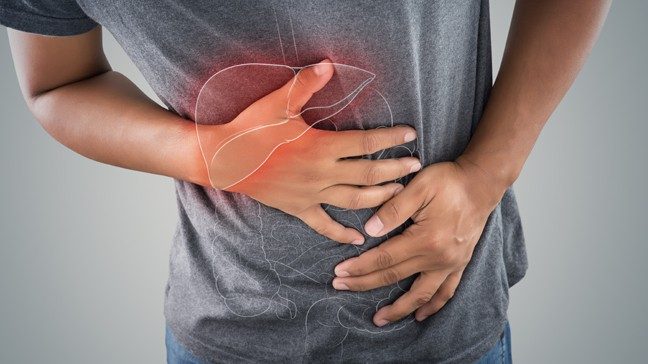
[364, 178, 431, 237]
[332, 257, 425, 292]
[333, 157, 421, 186]
[372, 271, 449, 327]
[278, 59, 335, 114]
[321, 183, 404, 210]
[414, 271, 463, 321]
[333, 230, 422, 277]
[296, 205, 365, 245]
[328, 126, 417, 158]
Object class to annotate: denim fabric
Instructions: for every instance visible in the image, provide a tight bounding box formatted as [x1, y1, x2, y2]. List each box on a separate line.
[166, 327, 206, 364]
[474, 321, 513, 364]
[166, 322, 512, 364]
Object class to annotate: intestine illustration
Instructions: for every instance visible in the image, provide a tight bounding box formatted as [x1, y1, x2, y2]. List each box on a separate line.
[191, 6, 419, 358]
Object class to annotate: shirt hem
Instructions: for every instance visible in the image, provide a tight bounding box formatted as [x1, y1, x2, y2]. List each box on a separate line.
[0, 7, 98, 36]
[166, 316, 509, 364]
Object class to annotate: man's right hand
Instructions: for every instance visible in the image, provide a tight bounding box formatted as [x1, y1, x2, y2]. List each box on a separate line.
[199, 59, 420, 245]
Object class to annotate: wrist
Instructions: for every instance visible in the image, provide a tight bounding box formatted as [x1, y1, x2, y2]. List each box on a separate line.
[458, 148, 522, 186]
[180, 121, 211, 187]
[455, 153, 515, 206]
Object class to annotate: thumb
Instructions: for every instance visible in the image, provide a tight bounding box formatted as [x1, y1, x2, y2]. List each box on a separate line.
[281, 59, 334, 114]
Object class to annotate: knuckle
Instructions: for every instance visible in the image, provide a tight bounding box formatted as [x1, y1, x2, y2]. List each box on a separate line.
[394, 128, 407, 145]
[354, 282, 369, 292]
[384, 200, 401, 223]
[375, 248, 394, 269]
[294, 72, 308, 89]
[428, 302, 443, 315]
[402, 161, 413, 175]
[438, 248, 457, 265]
[424, 234, 443, 251]
[361, 133, 380, 155]
[413, 292, 434, 306]
[439, 289, 456, 302]
[312, 223, 331, 237]
[363, 165, 381, 185]
[347, 191, 364, 210]
[411, 175, 430, 195]
[380, 268, 400, 286]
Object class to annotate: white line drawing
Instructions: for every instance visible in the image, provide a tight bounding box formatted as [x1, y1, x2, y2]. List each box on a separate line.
[194, 62, 376, 190]
[288, 7, 300, 65]
[273, 7, 287, 65]
[193, 6, 419, 358]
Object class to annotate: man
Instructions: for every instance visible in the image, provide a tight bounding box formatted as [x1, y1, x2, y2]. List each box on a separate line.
[1, 0, 609, 362]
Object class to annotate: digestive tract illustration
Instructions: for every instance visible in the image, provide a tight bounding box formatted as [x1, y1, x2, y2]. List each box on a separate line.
[193, 6, 419, 357]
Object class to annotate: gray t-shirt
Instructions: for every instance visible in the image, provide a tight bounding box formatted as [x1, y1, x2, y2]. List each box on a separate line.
[1, 0, 528, 362]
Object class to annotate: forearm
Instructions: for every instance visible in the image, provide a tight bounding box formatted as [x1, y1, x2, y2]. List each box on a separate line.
[460, 0, 611, 191]
[27, 71, 208, 186]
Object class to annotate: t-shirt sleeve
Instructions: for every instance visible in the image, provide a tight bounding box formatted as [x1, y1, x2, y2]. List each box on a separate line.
[0, 0, 98, 36]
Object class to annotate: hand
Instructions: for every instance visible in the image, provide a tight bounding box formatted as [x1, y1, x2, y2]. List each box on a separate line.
[198, 59, 421, 245]
[331, 156, 508, 325]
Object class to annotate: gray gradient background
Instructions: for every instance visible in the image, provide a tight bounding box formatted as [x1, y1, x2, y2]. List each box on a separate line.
[1, 1, 646, 363]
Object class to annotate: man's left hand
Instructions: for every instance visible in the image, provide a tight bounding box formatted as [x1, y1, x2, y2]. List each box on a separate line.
[332, 156, 507, 326]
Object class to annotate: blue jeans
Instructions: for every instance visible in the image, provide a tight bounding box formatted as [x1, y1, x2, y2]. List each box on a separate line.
[474, 321, 513, 364]
[166, 322, 512, 363]
[166, 327, 206, 364]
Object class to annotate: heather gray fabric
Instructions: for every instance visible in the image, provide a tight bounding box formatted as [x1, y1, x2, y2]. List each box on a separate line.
[1, 1, 528, 362]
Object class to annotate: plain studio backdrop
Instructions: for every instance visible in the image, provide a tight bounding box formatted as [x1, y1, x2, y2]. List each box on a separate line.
[1, 1, 646, 363]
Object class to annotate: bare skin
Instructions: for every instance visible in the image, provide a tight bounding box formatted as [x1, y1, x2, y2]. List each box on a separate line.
[332, 0, 612, 326]
[8, 31, 420, 245]
[8, 0, 611, 329]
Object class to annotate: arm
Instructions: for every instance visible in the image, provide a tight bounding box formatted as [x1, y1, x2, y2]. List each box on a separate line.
[459, 0, 613, 191]
[8, 27, 207, 186]
[8, 27, 420, 244]
[330, 0, 612, 326]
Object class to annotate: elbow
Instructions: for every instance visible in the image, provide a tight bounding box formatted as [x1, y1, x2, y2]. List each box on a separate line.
[21, 70, 114, 138]
[25, 91, 67, 140]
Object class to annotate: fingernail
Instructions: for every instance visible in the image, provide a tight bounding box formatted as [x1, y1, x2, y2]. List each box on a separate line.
[374, 318, 390, 327]
[365, 215, 384, 236]
[332, 279, 349, 290]
[403, 131, 417, 143]
[334, 262, 351, 277]
[351, 238, 364, 245]
[409, 162, 422, 173]
[393, 185, 405, 195]
[314, 60, 330, 75]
